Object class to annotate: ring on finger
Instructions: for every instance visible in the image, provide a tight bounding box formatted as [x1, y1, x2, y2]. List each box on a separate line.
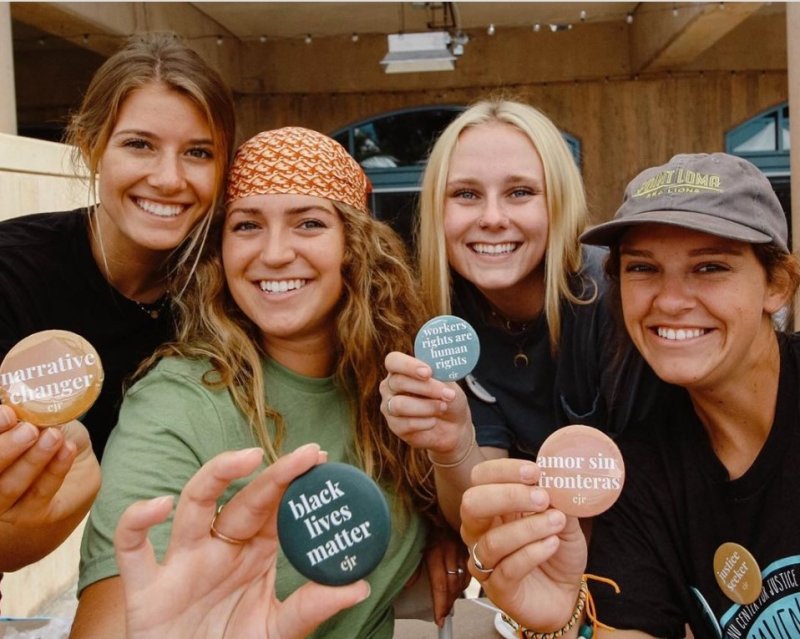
[471, 543, 494, 574]
[386, 396, 395, 417]
[209, 504, 247, 545]
[446, 567, 466, 576]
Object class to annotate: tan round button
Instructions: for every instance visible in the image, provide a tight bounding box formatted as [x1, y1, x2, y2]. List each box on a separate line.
[536, 424, 625, 518]
[714, 542, 762, 605]
[0, 330, 104, 427]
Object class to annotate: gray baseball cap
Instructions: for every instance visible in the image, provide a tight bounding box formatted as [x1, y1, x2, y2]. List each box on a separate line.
[581, 152, 788, 253]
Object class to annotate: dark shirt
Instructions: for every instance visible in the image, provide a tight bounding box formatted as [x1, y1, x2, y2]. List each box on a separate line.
[588, 332, 800, 638]
[452, 245, 655, 458]
[0, 209, 174, 458]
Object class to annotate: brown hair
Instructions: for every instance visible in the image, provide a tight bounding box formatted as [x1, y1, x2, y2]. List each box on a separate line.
[65, 32, 236, 281]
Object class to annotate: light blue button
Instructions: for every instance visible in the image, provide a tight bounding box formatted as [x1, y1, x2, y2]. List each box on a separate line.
[414, 315, 480, 381]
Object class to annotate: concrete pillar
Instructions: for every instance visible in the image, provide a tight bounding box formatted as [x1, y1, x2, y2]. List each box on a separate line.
[788, 4, 800, 326]
[0, 2, 16, 134]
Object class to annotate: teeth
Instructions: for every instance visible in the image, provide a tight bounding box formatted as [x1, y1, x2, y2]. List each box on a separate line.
[657, 327, 706, 341]
[259, 279, 306, 293]
[136, 198, 184, 218]
[472, 242, 516, 255]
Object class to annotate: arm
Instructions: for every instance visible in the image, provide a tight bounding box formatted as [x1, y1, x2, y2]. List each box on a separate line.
[0, 407, 100, 571]
[380, 351, 504, 528]
[74, 445, 370, 639]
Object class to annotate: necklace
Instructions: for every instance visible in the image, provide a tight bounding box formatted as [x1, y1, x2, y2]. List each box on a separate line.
[133, 293, 170, 320]
[487, 308, 538, 368]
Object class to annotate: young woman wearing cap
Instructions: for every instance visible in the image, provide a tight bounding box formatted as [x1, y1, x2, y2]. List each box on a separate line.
[72, 128, 463, 638]
[0, 33, 235, 575]
[379, 99, 652, 526]
[458, 153, 800, 637]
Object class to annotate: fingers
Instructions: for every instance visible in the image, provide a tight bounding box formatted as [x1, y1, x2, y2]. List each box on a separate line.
[277, 580, 371, 638]
[115, 495, 175, 589]
[167, 447, 267, 548]
[467, 510, 567, 582]
[170, 443, 324, 549]
[0, 427, 66, 513]
[381, 352, 455, 404]
[470, 457, 540, 487]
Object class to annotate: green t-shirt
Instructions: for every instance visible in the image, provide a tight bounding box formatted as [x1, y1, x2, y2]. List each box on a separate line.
[80, 356, 426, 638]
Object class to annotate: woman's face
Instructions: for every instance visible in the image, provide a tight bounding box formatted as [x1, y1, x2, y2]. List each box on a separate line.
[222, 193, 345, 353]
[443, 121, 549, 314]
[619, 224, 786, 390]
[96, 82, 217, 256]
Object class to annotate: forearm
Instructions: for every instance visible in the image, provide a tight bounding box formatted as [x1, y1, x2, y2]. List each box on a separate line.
[70, 577, 127, 639]
[0, 508, 88, 571]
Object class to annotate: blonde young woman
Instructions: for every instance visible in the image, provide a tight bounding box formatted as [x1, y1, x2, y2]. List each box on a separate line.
[73, 128, 464, 638]
[380, 100, 650, 525]
[0, 33, 235, 575]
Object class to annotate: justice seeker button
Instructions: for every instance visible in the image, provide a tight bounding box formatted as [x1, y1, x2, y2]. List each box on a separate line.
[714, 542, 763, 605]
[0, 330, 104, 427]
[536, 424, 625, 518]
[278, 462, 391, 586]
[414, 315, 480, 381]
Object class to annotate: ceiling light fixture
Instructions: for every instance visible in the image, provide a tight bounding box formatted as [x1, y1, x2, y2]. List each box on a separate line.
[380, 31, 457, 73]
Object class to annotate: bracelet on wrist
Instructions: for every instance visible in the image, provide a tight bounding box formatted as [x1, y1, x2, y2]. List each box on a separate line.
[501, 578, 588, 639]
[427, 428, 476, 468]
[501, 573, 621, 639]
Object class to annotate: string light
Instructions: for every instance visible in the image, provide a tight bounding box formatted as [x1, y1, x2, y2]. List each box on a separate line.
[82, 33, 89, 44]
[532, 23, 541, 32]
[304, 33, 312, 44]
[216, 35, 223, 46]
[351, 32, 359, 42]
[673, 5, 679, 16]
[626, 13, 634, 24]
[259, 34, 267, 43]
[487, 23, 496, 36]
[580, 10, 587, 22]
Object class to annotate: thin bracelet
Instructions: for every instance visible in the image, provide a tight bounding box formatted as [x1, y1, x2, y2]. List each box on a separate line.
[427, 428, 476, 468]
[501, 578, 588, 639]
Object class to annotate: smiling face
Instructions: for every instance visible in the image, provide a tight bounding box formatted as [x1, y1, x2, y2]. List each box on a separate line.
[443, 121, 549, 317]
[222, 193, 345, 362]
[619, 224, 787, 390]
[95, 82, 216, 261]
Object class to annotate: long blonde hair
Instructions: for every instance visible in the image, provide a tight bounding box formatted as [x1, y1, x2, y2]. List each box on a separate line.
[147, 201, 436, 516]
[418, 99, 590, 350]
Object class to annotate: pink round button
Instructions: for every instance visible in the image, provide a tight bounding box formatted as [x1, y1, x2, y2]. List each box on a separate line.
[0, 330, 104, 427]
[536, 424, 625, 518]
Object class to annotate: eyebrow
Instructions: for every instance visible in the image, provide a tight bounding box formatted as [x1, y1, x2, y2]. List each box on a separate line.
[446, 175, 544, 187]
[620, 246, 745, 258]
[112, 129, 214, 146]
[226, 204, 337, 217]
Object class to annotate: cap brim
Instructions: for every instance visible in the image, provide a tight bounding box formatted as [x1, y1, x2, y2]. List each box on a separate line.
[580, 209, 775, 247]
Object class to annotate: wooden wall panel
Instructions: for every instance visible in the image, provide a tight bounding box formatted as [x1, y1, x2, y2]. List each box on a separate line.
[237, 70, 787, 222]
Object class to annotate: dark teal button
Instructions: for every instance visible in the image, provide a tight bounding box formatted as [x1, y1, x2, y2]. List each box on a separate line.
[414, 315, 480, 381]
[278, 462, 391, 586]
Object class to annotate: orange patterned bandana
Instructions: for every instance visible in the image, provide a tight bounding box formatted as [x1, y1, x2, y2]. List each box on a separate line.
[225, 127, 371, 213]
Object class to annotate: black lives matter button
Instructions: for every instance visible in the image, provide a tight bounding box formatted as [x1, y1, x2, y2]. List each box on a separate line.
[277, 462, 391, 586]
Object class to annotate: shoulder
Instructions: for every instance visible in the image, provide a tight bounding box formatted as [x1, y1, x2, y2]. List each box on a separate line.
[0, 209, 85, 250]
[128, 355, 218, 394]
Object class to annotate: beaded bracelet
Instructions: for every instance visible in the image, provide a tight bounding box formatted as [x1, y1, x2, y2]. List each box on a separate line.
[427, 428, 476, 468]
[501, 578, 588, 639]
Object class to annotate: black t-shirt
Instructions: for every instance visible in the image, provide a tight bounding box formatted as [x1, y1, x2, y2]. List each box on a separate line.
[452, 245, 656, 458]
[0, 209, 174, 458]
[588, 332, 800, 638]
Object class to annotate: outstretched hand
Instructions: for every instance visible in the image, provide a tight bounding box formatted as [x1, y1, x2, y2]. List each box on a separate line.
[460, 457, 587, 632]
[115, 443, 371, 639]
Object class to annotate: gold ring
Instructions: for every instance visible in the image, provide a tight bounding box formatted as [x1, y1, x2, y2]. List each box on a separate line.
[209, 504, 246, 545]
[471, 543, 494, 574]
[386, 396, 395, 417]
[446, 567, 465, 576]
